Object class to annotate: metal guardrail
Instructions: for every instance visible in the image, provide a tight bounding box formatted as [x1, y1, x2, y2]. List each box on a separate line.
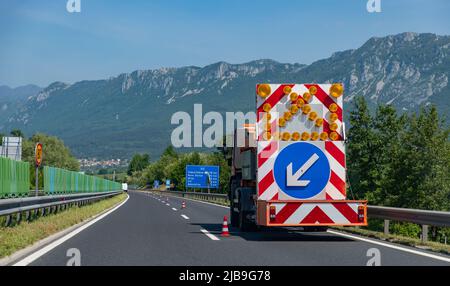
[368, 205, 450, 241]
[151, 190, 450, 242]
[0, 190, 122, 225]
[155, 190, 228, 205]
[368, 206, 450, 228]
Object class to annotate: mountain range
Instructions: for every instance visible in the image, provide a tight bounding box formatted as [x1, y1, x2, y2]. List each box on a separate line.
[0, 32, 449, 159]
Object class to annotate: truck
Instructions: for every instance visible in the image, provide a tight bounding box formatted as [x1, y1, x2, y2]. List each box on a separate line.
[122, 183, 128, 192]
[225, 83, 368, 231]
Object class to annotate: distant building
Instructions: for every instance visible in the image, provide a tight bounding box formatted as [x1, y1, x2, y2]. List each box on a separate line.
[0, 137, 22, 161]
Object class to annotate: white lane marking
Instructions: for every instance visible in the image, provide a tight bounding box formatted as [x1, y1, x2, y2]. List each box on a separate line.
[172, 208, 177, 211]
[200, 229, 220, 241]
[152, 192, 228, 209]
[14, 194, 130, 266]
[166, 203, 170, 206]
[327, 230, 450, 263]
[181, 214, 189, 220]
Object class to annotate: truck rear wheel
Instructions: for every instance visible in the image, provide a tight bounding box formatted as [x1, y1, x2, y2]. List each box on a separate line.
[238, 211, 254, 231]
[230, 208, 239, 227]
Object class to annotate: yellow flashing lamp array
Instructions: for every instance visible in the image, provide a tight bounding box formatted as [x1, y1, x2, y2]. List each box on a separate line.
[263, 131, 272, 141]
[329, 131, 339, 141]
[282, 132, 291, 141]
[329, 103, 338, 113]
[303, 92, 312, 103]
[257, 84, 271, 98]
[308, 111, 318, 121]
[309, 86, 317, 95]
[302, 104, 311, 114]
[283, 86, 292, 95]
[296, 98, 305, 108]
[301, 132, 310, 141]
[263, 130, 339, 142]
[283, 112, 292, 121]
[258, 83, 344, 142]
[320, 132, 329, 141]
[329, 113, 338, 122]
[329, 122, 338, 131]
[330, 83, 343, 98]
[290, 92, 299, 102]
[315, 118, 324, 127]
[290, 105, 299, 115]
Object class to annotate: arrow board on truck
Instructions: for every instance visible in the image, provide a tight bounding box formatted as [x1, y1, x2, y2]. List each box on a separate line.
[256, 83, 347, 201]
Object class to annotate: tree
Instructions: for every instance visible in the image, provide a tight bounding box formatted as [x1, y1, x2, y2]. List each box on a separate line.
[366, 104, 406, 205]
[21, 133, 80, 189]
[127, 153, 150, 175]
[347, 96, 376, 200]
[392, 106, 450, 210]
[10, 129, 24, 138]
[22, 133, 80, 171]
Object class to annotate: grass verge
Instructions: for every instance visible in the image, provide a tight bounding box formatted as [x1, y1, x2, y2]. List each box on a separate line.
[0, 193, 127, 259]
[332, 226, 450, 256]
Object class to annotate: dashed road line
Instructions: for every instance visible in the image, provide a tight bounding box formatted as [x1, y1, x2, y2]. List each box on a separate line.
[172, 207, 177, 211]
[181, 214, 189, 220]
[200, 229, 220, 241]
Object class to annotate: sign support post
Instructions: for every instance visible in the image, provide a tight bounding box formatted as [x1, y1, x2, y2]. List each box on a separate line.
[35, 142, 43, 196]
[35, 165, 39, 197]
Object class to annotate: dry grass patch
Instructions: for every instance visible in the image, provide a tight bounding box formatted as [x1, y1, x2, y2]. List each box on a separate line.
[0, 193, 127, 259]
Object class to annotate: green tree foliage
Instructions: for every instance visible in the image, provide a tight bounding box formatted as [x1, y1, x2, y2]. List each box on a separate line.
[348, 97, 450, 241]
[127, 153, 150, 175]
[20, 133, 80, 189]
[348, 98, 450, 211]
[22, 133, 80, 171]
[10, 129, 24, 138]
[131, 146, 230, 193]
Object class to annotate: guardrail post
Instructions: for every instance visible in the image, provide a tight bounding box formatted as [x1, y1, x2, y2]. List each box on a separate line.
[421, 225, 428, 242]
[384, 219, 390, 235]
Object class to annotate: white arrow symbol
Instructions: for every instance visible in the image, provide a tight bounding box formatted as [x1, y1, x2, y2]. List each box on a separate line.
[286, 153, 320, 187]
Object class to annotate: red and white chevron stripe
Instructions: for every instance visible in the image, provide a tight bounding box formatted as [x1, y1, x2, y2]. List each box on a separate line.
[260, 200, 366, 226]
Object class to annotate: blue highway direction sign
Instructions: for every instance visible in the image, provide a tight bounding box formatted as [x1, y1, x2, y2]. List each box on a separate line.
[186, 165, 219, 189]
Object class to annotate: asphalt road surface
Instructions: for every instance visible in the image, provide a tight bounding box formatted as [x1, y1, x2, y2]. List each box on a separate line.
[25, 190, 450, 266]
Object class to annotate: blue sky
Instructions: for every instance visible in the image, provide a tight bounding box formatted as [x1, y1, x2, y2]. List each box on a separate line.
[1, 0, 449, 87]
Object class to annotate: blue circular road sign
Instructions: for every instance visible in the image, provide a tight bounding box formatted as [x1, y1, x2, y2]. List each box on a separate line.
[273, 142, 330, 199]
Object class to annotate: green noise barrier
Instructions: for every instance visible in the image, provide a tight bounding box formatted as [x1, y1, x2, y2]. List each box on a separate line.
[44, 166, 121, 195]
[0, 157, 30, 198]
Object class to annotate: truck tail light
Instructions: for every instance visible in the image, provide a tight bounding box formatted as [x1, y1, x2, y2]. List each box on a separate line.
[358, 206, 365, 222]
[269, 206, 276, 221]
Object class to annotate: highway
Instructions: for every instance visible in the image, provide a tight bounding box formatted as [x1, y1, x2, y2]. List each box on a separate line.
[20, 191, 450, 266]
